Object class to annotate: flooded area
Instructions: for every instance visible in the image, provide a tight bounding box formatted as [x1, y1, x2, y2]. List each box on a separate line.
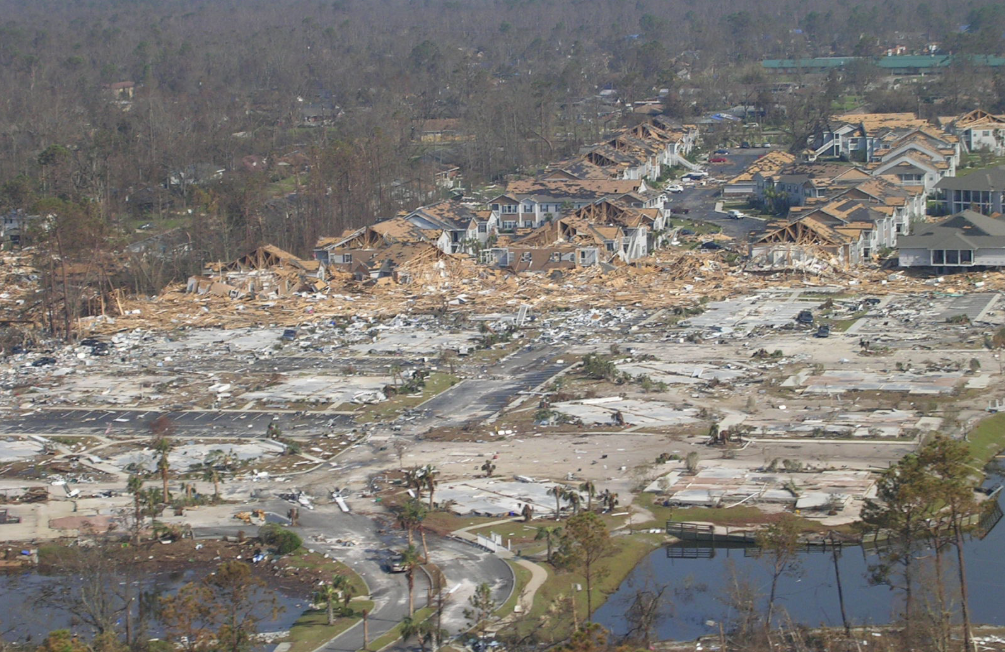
[596, 468, 1005, 642]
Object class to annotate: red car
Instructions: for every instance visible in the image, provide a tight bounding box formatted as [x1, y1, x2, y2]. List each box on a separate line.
[710, 156, 728, 163]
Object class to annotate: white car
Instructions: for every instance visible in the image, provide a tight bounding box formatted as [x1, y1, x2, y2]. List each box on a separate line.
[727, 209, 747, 219]
[666, 184, 684, 193]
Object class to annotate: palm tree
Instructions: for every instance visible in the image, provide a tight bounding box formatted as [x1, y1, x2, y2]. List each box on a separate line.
[564, 488, 581, 515]
[422, 465, 439, 510]
[579, 480, 596, 512]
[202, 467, 222, 502]
[401, 615, 430, 651]
[396, 499, 426, 547]
[127, 474, 144, 545]
[337, 575, 356, 614]
[548, 485, 565, 520]
[480, 460, 496, 478]
[390, 363, 403, 387]
[316, 582, 340, 625]
[535, 526, 562, 564]
[153, 436, 172, 502]
[521, 503, 534, 522]
[206, 448, 237, 471]
[603, 491, 619, 513]
[401, 545, 421, 616]
[149, 415, 174, 501]
[405, 467, 423, 501]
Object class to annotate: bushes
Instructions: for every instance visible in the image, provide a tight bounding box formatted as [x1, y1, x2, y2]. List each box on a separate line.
[259, 523, 302, 555]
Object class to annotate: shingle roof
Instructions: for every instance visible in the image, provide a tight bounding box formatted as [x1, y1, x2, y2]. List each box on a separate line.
[899, 210, 1005, 250]
[936, 166, 1005, 192]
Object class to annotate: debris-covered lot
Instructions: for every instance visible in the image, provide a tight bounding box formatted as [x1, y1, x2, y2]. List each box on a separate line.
[0, 272, 1003, 537]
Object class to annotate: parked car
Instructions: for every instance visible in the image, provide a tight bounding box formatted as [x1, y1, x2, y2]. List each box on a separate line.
[665, 184, 684, 193]
[727, 209, 746, 219]
[700, 241, 726, 250]
[815, 324, 831, 338]
[684, 170, 708, 179]
[670, 207, 690, 215]
[740, 141, 751, 149]
[714, 148, 730, 155]
[796, 309, 814, 325]
[678, 228, 694, 235]
[710, 156, 728, 163]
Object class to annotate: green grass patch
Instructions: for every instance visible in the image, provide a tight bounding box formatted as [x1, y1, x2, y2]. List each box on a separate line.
[966, 412, 1005, 468]
[516, 533, 662, 643]
[355, 373, 459, 423]
[958, 155, 1005, 177]
[463, 519, 546, 548]
[830, 95, 862, 112]
[419, 512, 501, 536]
[266, 175, 302, 196]
[366, 606, 435, 651]
[284, 548, 369, 597]
[498, 561, 533, 618]
[286, 600, 375, 652]
[828, 315, 864, 332]
[639, 494, 823, 532]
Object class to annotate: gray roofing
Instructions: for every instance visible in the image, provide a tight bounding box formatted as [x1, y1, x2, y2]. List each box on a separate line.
[936, 166, 1005, 192]
[898, 210, 1005, 250]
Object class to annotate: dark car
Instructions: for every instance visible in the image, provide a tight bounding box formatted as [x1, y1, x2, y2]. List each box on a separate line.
[815, 324, 831, 338]
[740, 141, 751, 149]
[670, 207, 690, 215]
[796, 309, 814, 325]
[714, 148, 730, 155]
[679, 228, 694, 235]
[281, 328, 298, 341]
[32, 357, 57, 367]
[700, 241, 725, 251]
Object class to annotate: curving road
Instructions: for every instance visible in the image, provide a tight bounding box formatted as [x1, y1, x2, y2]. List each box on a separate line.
[194, 500, 513, 651]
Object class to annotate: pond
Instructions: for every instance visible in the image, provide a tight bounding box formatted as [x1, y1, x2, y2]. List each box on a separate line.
[595, 469, 1005, 641]
[0, 566, 308, 644]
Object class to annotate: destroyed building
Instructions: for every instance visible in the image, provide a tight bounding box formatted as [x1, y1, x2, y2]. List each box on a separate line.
[186, 245, 327, 298]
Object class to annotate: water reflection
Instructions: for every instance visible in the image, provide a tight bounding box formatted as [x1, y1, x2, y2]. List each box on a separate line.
[595, 468, 1005, 642]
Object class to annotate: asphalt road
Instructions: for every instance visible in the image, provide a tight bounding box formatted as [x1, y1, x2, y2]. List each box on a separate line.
[415, 343, 568, 428]
[196, 501, 512, 651]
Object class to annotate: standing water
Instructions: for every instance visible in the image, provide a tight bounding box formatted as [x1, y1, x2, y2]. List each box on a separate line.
[595, 467, 1005, 641]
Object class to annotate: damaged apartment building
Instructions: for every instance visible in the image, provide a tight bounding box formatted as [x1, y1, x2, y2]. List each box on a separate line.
[188, 116, 696, 294]
[747, 111, 955, 272]
[480, 198, 667, 272]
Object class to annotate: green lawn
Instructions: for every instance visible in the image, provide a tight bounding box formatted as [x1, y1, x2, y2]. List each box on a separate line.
[967, 412, 1005, 468]
[266, 174, 302, 196]
[497, 561, 533, 618]
[515, 533, 663, 643]
[284, 547, 369, 597]
[958, 155, 1005, 177]
[286, 600, 375, 652]
[354, 372, 459, 423]
[638, 494, 827, 532]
